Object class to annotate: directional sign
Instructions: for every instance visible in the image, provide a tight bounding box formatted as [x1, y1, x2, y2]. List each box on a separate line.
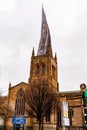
[62, 101, 70, 126]
[12, 116, 26, 124]
[62, 101, 68, 118]
[62, 117, 70, 126]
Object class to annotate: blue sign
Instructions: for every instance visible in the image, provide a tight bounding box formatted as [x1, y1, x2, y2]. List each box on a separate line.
[12, 116, 26, 124]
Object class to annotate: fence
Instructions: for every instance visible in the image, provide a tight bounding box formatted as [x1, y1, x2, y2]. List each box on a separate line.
[57, 126, 87, 130]
[0, 125, 87, 130]
[0, 126, 33, 130]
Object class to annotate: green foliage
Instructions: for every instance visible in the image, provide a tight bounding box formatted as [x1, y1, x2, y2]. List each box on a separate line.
[85, 89, 87, 98]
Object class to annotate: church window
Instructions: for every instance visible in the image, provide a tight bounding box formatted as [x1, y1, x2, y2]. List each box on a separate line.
[36, 64, 40, 74]
[46, 105, 50, 122]
[68, 108, 74, 126]
[15, 89, 25, 115]
[42, 63, 45, 74]
[57, 108, 61, 126]
[57, 111, 61, 126]
[52, 65, 56, 78]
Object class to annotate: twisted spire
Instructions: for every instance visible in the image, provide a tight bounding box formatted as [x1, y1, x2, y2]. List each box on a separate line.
[37, 7, 52, 56]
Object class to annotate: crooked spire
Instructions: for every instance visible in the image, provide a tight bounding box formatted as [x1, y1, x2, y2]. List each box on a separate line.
[37, 6, 52, 56]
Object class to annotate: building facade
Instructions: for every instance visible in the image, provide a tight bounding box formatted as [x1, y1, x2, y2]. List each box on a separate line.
[4, 7, 85, 130]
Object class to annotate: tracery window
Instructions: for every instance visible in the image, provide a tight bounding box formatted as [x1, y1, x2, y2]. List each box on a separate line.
[15, 89, 25, 115]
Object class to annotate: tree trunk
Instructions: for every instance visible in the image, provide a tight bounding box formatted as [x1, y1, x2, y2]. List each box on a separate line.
[42, 117, 43, 130]
[39, 119, 41, 130]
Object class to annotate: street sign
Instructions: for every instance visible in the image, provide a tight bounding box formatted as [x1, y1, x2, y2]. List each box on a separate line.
[62, 117, 70, 126]
[12, 116, 26, 124]
[62, 101, 70, 126]
[62, 101, 68, 118]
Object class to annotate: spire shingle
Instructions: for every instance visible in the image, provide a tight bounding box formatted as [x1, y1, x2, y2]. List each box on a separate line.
[37, 7, 52, 56]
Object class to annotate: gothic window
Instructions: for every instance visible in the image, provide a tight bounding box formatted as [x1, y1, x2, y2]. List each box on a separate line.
[42, 63, 45, 74]
[68, 108, 74, 126]
[36, 64, 40, 74]
[52, 65, 56, 78]
[57, 107, 61, 126]
[46, 111, 50, 122]
[46, 105, 50, 122]
[15, 89, 25, 115]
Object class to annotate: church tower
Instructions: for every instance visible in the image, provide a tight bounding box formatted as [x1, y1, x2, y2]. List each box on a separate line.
[28, 7, 59, 91]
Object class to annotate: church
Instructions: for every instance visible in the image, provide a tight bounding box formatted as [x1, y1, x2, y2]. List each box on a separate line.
[3, 6, 86, 130]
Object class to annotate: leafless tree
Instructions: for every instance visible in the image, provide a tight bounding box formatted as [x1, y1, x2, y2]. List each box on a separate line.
[0, 91, 13, 127]
[25, 79, 59, 130]
[0, 92, 7, 115]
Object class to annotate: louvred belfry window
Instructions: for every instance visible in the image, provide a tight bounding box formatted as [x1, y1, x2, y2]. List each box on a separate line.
[42, 63, 45, 74]
[15, 89, 25, 115]
[52, 65, 56, 78]
[36, 64, 40, 74]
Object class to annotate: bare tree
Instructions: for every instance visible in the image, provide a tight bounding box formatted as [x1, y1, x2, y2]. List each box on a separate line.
[0, 92, 13, 127]
[25, 79, 58, 130]
[0, 92, 7, 115]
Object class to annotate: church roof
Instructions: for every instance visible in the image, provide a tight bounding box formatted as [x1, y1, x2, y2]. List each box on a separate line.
[9, 82, 28, 89]
[37, 7, 52, 56]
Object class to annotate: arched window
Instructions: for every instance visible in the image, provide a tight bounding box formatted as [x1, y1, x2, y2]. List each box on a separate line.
[36, 64, 40, 74]
[68, 107, 74, 126]
[15, 89, 25, 115]
[46, 107, 50, 122]
[52, 65, 56, 78]
[42, 63, 45, 74]
[57, 107, 61, 126]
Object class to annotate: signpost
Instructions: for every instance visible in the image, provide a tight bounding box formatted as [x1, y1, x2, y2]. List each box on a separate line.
[0, 117, 3, 125]
[12, 116, 26, 130]
[0, 117, 3, 130]
[12, 116, 26, 124]
[62, 101, 70, 130]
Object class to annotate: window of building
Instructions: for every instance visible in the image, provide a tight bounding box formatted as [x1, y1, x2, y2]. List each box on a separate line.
[68, 107, 74, 126]
[46, 106, 50, 122]
[42, 63, 45, 74]
[57, 107, 61, 126]
[36, 64, 40, 74]
[15, 89, 25, 115]
[52, 65, 56, 78]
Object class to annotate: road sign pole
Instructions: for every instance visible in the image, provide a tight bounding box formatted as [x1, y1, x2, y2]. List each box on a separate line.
[62, 101, 70, 130]
[63, 126, 65, 130]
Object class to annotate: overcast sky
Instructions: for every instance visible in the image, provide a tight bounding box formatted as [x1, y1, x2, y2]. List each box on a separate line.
[0, 0, 87, 95]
